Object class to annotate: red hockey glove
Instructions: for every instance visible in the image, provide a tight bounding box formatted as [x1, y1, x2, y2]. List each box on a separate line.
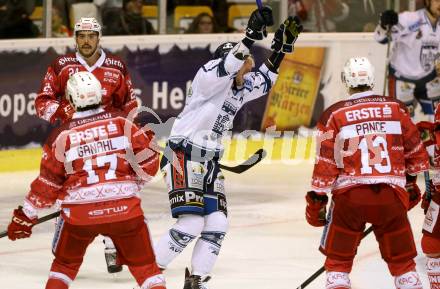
[50, 102, 75, 124]
[7, 207, 37, 241]
[305, 191, 328, 227]
[406, 175, 421, 211]
[416, 121, 435, 148]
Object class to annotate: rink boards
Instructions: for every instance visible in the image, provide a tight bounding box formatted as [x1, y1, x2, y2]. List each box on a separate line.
[0, 136, 315, 172]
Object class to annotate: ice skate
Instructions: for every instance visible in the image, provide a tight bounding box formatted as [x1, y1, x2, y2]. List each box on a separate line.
[104, 247, 123, 274]
[183, 268, 211, 289]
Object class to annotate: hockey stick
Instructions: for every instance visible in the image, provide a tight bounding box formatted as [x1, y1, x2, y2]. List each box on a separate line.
[0, 150, 266, 239]
[296, 225, 374, 289]
[219, 148, 267, 174]
[256, 0, 263, 9]
[425, 170, 432, 202]
[382, 25, 392, 96]
[0, 210, 61, 239]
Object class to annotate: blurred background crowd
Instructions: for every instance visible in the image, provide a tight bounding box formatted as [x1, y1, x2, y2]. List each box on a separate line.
[0, 0, 426, 39]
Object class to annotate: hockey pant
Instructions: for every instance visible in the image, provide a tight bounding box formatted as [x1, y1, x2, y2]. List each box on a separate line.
[320, 184, 417, 276]
[388, 72, 440, 117]
[46, 216, 165, 289]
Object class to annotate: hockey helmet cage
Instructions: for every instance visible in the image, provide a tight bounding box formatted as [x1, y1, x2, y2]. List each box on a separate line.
[341, 57, 375, 89]
[74, 17, 102, 37]
[213, 42, 238, 59]
[66, 71, 102, 110]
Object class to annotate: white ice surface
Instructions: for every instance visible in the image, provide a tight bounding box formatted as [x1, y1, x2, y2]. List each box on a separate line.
[0, 163, 430, 289]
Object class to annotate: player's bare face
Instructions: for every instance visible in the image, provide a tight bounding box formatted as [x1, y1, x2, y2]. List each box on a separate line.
[430, 0, 440, 18]
[235, 56, 255, 86]
[76, 31, 99, 58]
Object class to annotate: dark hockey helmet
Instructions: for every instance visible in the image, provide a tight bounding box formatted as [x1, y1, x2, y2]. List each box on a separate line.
[213, 42, 238, 59]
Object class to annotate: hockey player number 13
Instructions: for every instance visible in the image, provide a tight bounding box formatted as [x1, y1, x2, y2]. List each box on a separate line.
[358, 136, 391, 174]
[83, 154, 117, 184]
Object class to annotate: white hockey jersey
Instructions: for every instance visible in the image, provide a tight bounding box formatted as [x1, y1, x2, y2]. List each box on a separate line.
[168, 41, 277, 158]
[374, 9, 440, 80]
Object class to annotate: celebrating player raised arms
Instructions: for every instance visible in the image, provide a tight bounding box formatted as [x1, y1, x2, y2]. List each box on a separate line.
[154, 5, 303, 289]
[6, 71, 164, 289]
[306, 57, 429, 289]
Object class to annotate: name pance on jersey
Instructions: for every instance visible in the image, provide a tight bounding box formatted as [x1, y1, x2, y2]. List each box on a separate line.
[345, 106, 392, 122]
[339, 120, 402, 139]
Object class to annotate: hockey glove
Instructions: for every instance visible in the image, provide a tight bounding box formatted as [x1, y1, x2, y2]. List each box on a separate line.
[7, 206, 37, 241]
[416, 121, 435, 148]
[406, 174, 421, 211]
[271, 16, 303, 53]
[305, 191, 328, 227]
[246, 6, 274, 41]
[380, 10, 398, 29]
[50, 102, 75, 124]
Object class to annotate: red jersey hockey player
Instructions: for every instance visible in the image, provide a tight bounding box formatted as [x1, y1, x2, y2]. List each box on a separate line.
[35, 17, 137, 124]
[35, 16, 138, 273]
[6, 72, 164, 289]
[306, 57, 429, 289]
[416, 105, 440, 289]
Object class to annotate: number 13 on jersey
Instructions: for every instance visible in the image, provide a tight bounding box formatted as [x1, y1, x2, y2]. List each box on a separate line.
[357, 135, 391, 174]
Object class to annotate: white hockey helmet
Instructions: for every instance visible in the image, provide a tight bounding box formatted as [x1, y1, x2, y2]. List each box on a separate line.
[341, 57, 375, 88]
[66, 71, 102, 110]
[74, 17, 101, 37]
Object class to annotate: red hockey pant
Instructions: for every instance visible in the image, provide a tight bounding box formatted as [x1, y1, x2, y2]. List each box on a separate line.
[45, 216, 161, 288]
[320, 184, 417, 276]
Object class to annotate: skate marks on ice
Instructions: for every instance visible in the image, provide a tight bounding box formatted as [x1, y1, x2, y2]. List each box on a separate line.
[0, 163, 431, 289]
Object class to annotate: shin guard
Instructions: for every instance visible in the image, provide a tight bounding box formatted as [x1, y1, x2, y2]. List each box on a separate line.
[427, 258, 440, 289]
[394, 271, 423, 289]
[325, 271, 351, 289]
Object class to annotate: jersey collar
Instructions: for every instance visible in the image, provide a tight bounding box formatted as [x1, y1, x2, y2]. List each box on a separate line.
[72, 107, 105, 119]
[348, 90, 374, 100]
[75, 49, 106, 72]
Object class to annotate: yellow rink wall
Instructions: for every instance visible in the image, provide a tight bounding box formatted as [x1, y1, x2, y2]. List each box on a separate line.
[0, 136, 315, 173]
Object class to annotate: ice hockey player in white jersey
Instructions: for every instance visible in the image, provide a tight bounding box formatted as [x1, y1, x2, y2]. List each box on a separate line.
[374, 0, 440, 118]
[154, 7, 303, 289]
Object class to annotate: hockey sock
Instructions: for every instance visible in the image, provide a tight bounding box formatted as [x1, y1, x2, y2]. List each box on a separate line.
[325, 271, 351, 289]
[103, 236, 115, 249]
[427, 258, 440, 289]
[394, 271, 423, 289]
[45, 278, 69, 289]
[46, 272, 74, 289]
[154, 215, 204, 269]
[191, 212, 228, 276]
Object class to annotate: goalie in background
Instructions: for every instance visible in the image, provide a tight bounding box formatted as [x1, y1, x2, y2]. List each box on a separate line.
[153, 6, 303, 289]
[306, 57, 429, 289]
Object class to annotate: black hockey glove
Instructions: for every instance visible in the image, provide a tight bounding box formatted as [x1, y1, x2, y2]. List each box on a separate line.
[271, 16, 303, 53]
[246, 6, 274, 41]
[380, 10, 398, 29]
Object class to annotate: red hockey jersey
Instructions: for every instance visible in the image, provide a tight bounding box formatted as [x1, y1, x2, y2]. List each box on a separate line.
[22, 108, 159, 225]
[432, 107, 440, 187]
[311, 91, 429, 208]
[35, 50, 138, 123]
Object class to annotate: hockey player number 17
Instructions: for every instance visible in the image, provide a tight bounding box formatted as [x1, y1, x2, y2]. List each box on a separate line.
[358, 136, 391, 174]
[83, 154, 118, 184]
